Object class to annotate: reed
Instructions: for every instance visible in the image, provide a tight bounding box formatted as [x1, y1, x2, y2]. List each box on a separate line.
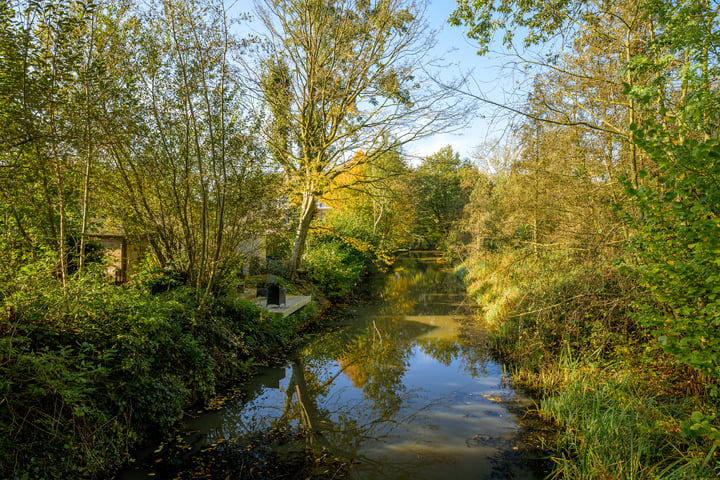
[539, 352, 709, 479]
[465, 248, 720, 479]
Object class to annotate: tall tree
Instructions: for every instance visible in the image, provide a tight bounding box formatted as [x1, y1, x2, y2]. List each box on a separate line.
[413, 146, 477, 248]
[257, 0, 467, 278]
[101, 0, 277, 311]
[450, 0, 656, 188]
[321, 148, 415, 256]
[448, 0, 663, 259]
[0, 0, 99, 289]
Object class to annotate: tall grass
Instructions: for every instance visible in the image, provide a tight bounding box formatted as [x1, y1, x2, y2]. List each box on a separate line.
[541, 350, 711, 479]
[465, 248, 720, 479]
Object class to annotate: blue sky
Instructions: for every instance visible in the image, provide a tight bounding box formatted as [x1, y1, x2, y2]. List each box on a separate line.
[406, 0, 513, 161]
[237, 0, 515, 163]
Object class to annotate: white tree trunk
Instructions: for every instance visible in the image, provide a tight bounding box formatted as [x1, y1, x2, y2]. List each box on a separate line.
[289, 191, 316, 279]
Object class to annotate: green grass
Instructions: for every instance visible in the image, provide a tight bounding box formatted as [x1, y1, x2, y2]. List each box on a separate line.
[464, 248, 720, 479]
[539, 351, 710, 479]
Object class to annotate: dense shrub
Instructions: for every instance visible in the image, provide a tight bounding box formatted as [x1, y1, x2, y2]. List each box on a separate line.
[304, 239, 365, 298]
[473, 251, 638, 370]
[464, 247, 719, 478]
[0, 267, 314, 479]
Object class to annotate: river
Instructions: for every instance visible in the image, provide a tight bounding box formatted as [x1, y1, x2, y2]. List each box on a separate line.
[118, 251, 551, 479]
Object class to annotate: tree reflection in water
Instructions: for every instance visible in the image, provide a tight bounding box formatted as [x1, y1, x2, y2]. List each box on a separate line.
[179, 251, 548, 480]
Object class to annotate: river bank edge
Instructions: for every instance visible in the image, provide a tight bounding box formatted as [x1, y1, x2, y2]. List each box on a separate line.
[1, 258, 380, 480]
[110, 275, 390, 479]
[117, 250, 558, 480]
[458, 249, 719, 479]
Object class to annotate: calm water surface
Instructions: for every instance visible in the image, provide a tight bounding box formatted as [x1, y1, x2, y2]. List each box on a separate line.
[120, 251, 550, 479]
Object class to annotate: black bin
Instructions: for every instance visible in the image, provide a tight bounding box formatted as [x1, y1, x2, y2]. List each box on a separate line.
[267, 284, 286, 306]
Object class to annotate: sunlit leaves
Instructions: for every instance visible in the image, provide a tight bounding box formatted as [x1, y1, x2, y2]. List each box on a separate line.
[258, 0, 464, 277]
[449, 0, 576, 53]
[412, 145, 477, 248]
[622, 0, 720, 399]
[627, 135, 720, 384]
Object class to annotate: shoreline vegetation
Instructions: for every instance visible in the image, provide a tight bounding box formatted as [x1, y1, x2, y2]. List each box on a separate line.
[448, 0, 720, 475]
[460, 249, 719, 479]
[1, 264, 325, 479]
[1, 202, 397, 479]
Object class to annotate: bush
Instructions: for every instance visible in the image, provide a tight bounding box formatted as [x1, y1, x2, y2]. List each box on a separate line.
[541, 356, 714, 479]
[466, 249, 638, 369]
[0, 340, 129, 479]
[304, 240, 364, 298]
[0, 263, 312, 479]
[133, 257, 188, 294]
[464, 247, 720, 478]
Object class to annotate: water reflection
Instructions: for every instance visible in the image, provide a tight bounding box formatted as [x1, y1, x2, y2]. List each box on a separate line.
[165, 252, 548, 479]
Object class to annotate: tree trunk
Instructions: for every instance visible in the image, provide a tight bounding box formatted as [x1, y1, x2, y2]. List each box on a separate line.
[79, 11, 95, 272]
[54, 156, 67, 290]
[289, 191, 316, 280]
[79, 146, 91, 271]
[372, 199, 384, 237]
[290, 360, 321, 433]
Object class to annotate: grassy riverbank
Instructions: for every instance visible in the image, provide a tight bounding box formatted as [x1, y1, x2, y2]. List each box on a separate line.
[0, 266, 321, 480]
[462, 249, 719, 479]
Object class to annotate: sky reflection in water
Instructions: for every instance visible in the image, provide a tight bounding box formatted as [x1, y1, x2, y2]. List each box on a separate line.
[183, 252, 546, 479]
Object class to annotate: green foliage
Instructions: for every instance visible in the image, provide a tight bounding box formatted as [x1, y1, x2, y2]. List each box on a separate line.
[682, 412, 720, 448]
[412, 146, 477, 249]
[464, 248, 719, 478]
[261, 56, 292, 167]
[626, 134, 720, 386]
[543, 357, 715, 479]
[317, 148, 413, 270]
[621, 0, 720, 397]
[107, 0, 278, 303]
[304, 239, 365, 299]
[0, 265, 313, 478]
[216, 294, 319, 364]
[451, 0, 720, 474]
[449, 0, 583, 54]
[622, 122, 720, 466]
[259, 0, 461, 277]
[133, 257, 188, 294]
[466, 249, 639, 368]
